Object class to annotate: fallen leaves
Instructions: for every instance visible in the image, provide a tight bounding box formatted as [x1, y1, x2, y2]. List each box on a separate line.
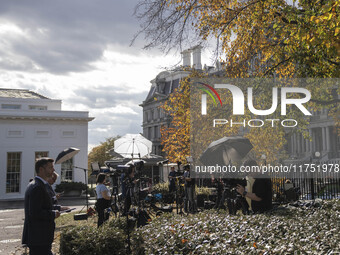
[134, 200, 340, 254]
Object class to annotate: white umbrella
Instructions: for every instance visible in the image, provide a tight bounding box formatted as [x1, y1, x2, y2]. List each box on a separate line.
[114, 134, 152, 158]
[55, 147, 80, 164]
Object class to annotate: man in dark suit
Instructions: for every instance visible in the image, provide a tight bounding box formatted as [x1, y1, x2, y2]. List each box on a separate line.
[22, 158, 61, 255]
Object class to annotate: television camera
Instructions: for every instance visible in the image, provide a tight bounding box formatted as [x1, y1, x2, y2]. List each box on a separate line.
[214, 178, 249, 215]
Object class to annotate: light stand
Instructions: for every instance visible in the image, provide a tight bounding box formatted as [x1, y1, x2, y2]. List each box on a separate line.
[73, 165, 89, 212]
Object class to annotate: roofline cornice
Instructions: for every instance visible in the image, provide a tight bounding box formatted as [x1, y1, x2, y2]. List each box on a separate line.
[0, 116, 94, 122]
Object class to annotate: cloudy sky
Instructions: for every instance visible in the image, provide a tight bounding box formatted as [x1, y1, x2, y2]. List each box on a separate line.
[0, 0, 213, 150]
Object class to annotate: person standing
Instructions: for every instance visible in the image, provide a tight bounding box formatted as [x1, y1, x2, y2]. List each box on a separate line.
[46, 172, 69, 212]
[46, 172, 59, 205]
[168, 166, 176, 193]
[183, 165, 196, 213]
[22, 158, 60, 255]
[95, 173, 111, 227]
[236, 159, 272, 213]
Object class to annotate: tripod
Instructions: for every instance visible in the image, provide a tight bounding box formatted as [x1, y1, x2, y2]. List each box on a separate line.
[109, 173, 124, 217]
[174, 177, 184, 215]
[73, 166, 89, 213]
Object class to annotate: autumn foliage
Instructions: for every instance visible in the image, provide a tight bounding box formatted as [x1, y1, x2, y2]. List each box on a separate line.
[141, 0, 340, 163]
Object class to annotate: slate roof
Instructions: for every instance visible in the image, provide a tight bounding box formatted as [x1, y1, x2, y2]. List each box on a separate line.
[0, 88, 50, 99]
[143, 78, 182, 103]
[145, 86, 156, 102]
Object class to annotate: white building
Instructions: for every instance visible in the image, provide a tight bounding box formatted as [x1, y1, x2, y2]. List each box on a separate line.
[0, 88, 94, 200]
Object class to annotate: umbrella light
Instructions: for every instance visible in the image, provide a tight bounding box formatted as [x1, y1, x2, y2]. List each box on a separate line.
[114, 134, 152, 158]
[199, 136, 253, 166]
[55, 147, 80, 164]
[55, 147, 91, 211]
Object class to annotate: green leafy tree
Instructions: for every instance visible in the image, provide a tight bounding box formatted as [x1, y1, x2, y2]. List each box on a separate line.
[87, 136, 120, 173]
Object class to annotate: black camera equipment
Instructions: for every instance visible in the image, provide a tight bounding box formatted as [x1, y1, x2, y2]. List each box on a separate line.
[144, 193, 173, 215]
[109, 175, 123, 217]
[221, 178, 249, 215]
[132, 160, 144, 176]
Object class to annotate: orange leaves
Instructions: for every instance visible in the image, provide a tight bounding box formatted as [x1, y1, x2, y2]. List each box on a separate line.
[181, 238, 188, 244]
[160, 77, 191, 162]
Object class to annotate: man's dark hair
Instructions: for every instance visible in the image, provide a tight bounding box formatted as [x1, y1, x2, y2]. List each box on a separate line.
[35, 158, 54, 174]
[242, 159, 258, 167]
[96, 173, 106, 184]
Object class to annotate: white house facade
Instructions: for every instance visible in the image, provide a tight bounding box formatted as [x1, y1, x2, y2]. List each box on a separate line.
[0, 89, 94, 200]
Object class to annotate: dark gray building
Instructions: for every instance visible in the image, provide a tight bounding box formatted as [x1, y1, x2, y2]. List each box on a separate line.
[140, 46, 208, 156]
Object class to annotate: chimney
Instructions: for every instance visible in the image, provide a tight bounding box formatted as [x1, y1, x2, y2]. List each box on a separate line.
[181, 49, 192, 67]
[192, 45, 203, 69]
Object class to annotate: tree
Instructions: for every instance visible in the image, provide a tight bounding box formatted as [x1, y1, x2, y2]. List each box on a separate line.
[161, 75, 311, 164]
[87, 136, 120, 173]
[160, 76, 191, 163]
[138, 0, 339, 163]
[134, 0, 339, 78]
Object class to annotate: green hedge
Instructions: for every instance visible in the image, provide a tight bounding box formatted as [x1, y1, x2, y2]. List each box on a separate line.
[152, 182, 212, 196]
[55, 181, 87, 192]
[60, 219, 126, 255]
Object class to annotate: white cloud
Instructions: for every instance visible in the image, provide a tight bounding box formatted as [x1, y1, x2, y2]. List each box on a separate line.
[0, 1, 215, 151]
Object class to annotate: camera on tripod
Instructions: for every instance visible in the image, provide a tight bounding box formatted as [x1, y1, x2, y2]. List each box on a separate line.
[222, 178, 249, 215]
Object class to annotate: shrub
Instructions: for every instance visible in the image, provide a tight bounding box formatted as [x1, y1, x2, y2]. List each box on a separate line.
[152, 182, 169, 196]
[195, 185, 212, 196]
[153, 183, 212, 196]
[59, 200, 340, 254]
[60, 224, 126, 255]
[132, 200, 340, 254]
[55, 181, 87, 193]
[87, 187, 96, 197]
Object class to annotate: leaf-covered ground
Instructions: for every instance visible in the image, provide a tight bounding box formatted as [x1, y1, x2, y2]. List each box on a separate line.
[133, 200, 340, 254]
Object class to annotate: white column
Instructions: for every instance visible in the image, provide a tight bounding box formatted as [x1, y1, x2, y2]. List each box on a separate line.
[310, 129, 314, 153]
[306, 134, 310, 152]
[293, 133, 297, 156]
[297, 133, 301, 154]
[322, 127, 327, 151]
[301, 134, 305, 153]
[326, 126, 331, 151]
[291, 134, 295, 156]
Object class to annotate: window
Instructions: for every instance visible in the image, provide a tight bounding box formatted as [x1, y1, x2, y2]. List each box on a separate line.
[61, 158, 73, 182]
[150, 110, 154, 121]
[6, 152, 21, 193]
[29, 105, 47, 110]
[1, 104, 21, 109]
[62, 131, 75, 137]
[7, 129, 24, 138]
[154, 126, 160, 138]
[148, 127, 152, 139]
[144, 112, 148, 122]
[35, 130, 50, 138]
[35, 151, 49, 159]
[34, 152, 49, 176]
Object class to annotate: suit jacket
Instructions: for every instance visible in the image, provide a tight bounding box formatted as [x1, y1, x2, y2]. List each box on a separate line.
[22, 177, 56, 246]
[45, 184, 61, 211]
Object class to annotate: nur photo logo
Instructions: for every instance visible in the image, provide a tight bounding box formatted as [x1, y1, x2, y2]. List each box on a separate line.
[196, 80, 313, 128]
